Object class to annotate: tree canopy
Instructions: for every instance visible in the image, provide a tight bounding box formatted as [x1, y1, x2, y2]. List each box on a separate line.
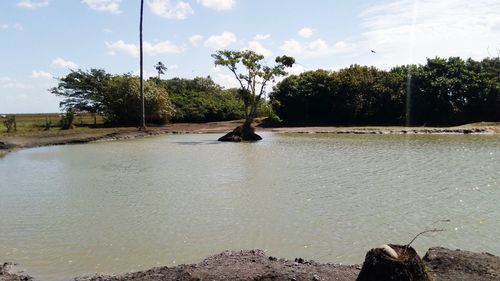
[212, 50, 295, 128]
[270, 57, 500, 126]
[51, 69, 175, 124]
[154, 61, 167, 79]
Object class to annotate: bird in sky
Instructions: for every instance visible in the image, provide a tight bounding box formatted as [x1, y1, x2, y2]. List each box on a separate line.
[370, 50, 376, 53]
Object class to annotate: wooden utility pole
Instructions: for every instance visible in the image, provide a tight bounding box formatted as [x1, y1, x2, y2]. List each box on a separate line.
[139, 0, 146, 129]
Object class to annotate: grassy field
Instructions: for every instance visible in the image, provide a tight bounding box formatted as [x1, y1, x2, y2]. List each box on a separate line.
[0, 113, 108, 137]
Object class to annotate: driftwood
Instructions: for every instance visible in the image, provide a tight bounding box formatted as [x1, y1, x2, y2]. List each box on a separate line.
[356, 244, 432, 281]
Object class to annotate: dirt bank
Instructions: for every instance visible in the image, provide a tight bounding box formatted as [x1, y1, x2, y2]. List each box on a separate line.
[266, 122, 500, 135]
[0, 121, 242, 154]
[424, 247, 500, 281]
[2, 248, 499, 281]
[1, 121, 498, 157]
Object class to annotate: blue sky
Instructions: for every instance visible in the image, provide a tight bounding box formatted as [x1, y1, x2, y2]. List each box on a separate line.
[1, 0, 499, 113]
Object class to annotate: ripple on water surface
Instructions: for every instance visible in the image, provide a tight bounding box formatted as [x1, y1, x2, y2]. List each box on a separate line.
[0, 133, 499, 280]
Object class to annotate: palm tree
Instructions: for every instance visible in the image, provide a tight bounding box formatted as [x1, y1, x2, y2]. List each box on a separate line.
[139, 0, 146, 129]
[154, 61, 168, 79]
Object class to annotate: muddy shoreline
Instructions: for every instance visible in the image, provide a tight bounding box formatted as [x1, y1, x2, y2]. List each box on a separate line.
[1, 121, 498, 157]
[1, 247, 499, 281]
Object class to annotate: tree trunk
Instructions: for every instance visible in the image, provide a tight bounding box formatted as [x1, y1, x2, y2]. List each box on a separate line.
[356, 244, 432, 281]
[139, 0, 146, 129]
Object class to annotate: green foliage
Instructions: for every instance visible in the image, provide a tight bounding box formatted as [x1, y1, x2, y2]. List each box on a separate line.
[212, 50, 295, 126]
[51, 69, 110, 114]
[60, 108, 75, 130]
[159, 77, 241, 122]
[105, 75, 174, 124]
[3, 116, 17, 133]
[271, 57, 500, 126]
[51, 69, 175, 125]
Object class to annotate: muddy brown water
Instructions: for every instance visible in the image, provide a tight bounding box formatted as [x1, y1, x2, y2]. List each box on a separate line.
[0, 133, 499, 280]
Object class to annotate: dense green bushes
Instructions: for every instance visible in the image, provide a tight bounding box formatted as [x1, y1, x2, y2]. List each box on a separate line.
[104, 75, 174, 124]
[51, 57, 498, 127]
[158, 77, 270, 123]
[51, 69, 175, 124]
[52, 71, 270, 125]
[270, 57, 500, 126]
[158, 77, 244, 122]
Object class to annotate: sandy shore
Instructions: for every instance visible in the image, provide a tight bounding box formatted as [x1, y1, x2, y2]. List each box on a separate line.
[1, 121, 499, 156]
[1, 247, 499, 281]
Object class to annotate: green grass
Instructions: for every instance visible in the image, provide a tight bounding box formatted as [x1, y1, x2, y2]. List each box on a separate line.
[0, 113, 107, 136]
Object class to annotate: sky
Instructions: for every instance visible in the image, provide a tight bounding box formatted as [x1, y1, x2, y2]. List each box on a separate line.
[1, 0, 499, 113]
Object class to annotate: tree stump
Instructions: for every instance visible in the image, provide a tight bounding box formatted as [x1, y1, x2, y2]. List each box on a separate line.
[218, 125, 262, 142]
[356, 244, 432, 281]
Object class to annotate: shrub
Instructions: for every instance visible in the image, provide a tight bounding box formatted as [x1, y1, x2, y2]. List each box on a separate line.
[3, 115, 17, 133]
[60, 108, 75, 130]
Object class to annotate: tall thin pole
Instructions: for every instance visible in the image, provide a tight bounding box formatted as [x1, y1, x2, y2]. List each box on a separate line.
[139, 0, 146, 129]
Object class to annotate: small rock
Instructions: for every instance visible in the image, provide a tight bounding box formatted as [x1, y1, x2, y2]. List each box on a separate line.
[294, 258, 304, 264]
[313, 274, 321, 281]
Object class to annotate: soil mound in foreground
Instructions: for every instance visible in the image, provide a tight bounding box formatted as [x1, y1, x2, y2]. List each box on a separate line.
[2, 247, 500, 281]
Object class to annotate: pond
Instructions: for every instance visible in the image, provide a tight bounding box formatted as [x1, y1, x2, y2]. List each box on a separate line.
[0, 133, 499, 280]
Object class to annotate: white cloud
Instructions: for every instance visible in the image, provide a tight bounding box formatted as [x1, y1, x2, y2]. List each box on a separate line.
[106, 40, 182, 57]
[31, 70, 53, 79]
[244, 41, 272, 57]
[204, 32, 237, 49]
[1, 23, 23, 31]
[358, 0, 500, 68]
[271, 64, 311, 86]
[144, 41, 182, 56]
[211, 67, 240, 88]
[0, 77, 30, 89]
[280, 39, 304, 55]
[189, 34, 204, 45]
[147, 0, 194, 20]
[287, 64, 310, 76]
[298, 27, 314, 38]
[17, 0, 49, 9]
[280, 39, 355, 58]
[106, 41, 137, 56]
[253, 34, 271, 41]
[102, 28, 113, 33]
[51, 58, 79, 69]
[197, 0, 235, 11]
[81, 0, 121, 14]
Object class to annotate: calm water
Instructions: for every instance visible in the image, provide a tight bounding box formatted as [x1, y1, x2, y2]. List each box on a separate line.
[1, 133, 499, 280]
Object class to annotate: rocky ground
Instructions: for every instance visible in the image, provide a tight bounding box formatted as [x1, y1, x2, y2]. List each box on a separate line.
[2, 247, 499, 281]
[424, 247, 500, 281]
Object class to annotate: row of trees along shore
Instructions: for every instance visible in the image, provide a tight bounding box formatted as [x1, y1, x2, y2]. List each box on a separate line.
[271, 57, 500, 126]
[51, 56, 499, 128]
[50, 70, 272, 125]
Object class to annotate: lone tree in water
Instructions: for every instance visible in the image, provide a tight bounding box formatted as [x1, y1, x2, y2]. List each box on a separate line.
[154, 61, 167, 79]
[212, 50, 294, 142]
